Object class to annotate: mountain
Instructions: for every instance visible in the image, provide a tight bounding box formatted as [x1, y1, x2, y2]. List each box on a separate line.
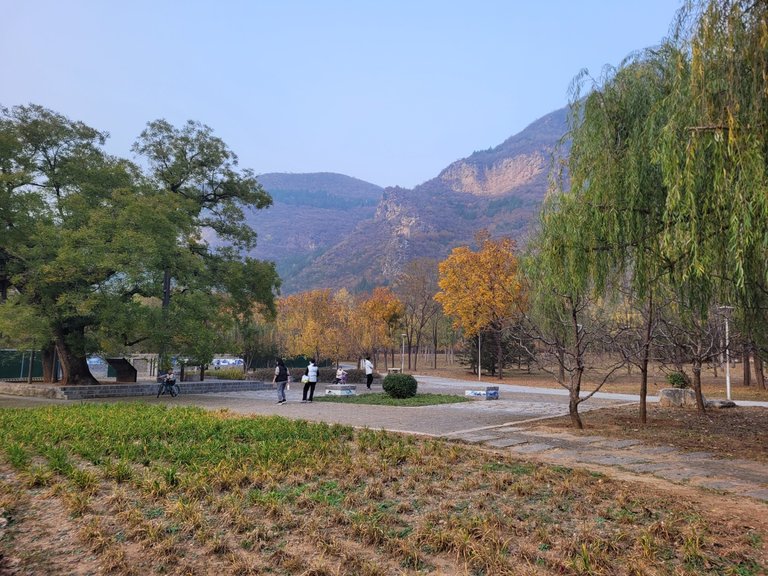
[267, 106, 569, 294]
[243, 172, 384, 289]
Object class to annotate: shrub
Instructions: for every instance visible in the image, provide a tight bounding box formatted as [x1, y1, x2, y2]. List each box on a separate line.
[211, 368, 248, 380]
[666, 371, 690, 389]
[382, 373, 418, 399]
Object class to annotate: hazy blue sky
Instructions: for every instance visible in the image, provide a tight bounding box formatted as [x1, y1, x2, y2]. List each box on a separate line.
[2, 1, 681, 188]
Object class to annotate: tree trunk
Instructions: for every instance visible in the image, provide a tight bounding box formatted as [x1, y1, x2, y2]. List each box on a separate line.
[496, 326, 504, 379]
[54, 328, 98, 385]
[558, 346, 565, 385]
[692, 359, 706, 413]
[41, 342, 58, 383]
[639, 296, 653, 425]
[199, 364, 206, 382]
[433, 324, 438, 370]
[568, 302, 584, 429]
[742, 343, 751, 387]
[568, 390, 583, 429]
[26, 349, 35, 383]
[755, 352, 765, 390]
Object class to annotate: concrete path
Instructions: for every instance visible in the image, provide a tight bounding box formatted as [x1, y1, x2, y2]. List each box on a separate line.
[1, 374, 767, 502]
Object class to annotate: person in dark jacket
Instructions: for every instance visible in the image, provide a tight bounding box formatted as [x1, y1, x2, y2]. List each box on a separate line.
[273, 358, 289, 404]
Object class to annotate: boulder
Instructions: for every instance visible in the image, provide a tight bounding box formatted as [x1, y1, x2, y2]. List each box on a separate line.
[658, 388, 700, 407]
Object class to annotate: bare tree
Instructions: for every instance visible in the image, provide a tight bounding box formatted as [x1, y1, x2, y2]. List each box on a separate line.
[394, 258, 440, 371]
[521, 291, 626, 429]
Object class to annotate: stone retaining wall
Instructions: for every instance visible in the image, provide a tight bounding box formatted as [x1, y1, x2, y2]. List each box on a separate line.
[0, 380, 272, 400]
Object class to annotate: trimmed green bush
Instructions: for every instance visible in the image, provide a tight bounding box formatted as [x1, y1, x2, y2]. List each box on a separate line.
[382, 373, 418, 399]
[666, 371, 690, 389]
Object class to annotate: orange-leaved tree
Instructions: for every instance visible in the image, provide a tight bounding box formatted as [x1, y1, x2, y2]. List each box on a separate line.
[435, 232, 526, 378]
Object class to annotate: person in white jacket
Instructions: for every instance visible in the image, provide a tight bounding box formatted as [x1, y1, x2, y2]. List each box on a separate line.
[363, 356, 374, 389]
[302, 358, 319, 402]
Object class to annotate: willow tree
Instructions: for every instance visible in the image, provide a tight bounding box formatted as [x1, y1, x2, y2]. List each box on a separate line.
[658, 0, 768, 345]
[524, 188, 630, 429]
[435, 232, 526, 379]
[563, 45, 680, 422]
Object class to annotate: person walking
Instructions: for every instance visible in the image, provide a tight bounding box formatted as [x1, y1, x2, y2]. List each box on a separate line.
[363, 355, 374, 389]
[302, 358, 319, 402]
[272, 358, 289, 404]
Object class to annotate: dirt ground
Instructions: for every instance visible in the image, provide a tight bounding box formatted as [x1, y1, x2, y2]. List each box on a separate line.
[528, 404, 768, 462]
[417, 360, 768, 462]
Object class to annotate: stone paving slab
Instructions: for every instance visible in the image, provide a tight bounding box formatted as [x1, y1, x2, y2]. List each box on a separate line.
[590, 439, 644, 449]
[456, 433, 507, 444]
[627, 445, 680, 456]
[485, 437, 530, 448]
[620, 462, 687, 474]
[675, 451, 716, 460]
[652, 468, 700, 482]
[576, 454, 649, 467]
[742, 489, 768, 501]
[510, 442, 556, 454]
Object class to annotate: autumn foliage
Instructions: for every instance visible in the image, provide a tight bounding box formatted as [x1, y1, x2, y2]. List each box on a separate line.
[435, 233, 526, 377]
[435, 234, 526, 336]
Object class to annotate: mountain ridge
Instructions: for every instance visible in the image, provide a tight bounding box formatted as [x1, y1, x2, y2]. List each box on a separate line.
[246, 107, 569, 294]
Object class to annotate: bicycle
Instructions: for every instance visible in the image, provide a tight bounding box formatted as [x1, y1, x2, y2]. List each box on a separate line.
[157, 376, 180, 398]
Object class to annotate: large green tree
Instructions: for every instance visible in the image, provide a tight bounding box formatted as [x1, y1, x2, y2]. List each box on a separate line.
[0, 106, 278, 384]
[131, 119, 275, 369]
[0, 105, 183, 384]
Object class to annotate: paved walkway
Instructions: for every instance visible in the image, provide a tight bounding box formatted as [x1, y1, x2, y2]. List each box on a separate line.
[1, 375, 767, 502]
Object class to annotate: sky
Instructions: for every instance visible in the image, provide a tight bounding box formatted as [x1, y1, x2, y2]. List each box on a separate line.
[2, 1, 681, 189]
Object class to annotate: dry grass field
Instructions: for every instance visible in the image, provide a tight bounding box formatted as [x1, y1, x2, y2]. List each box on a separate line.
[0, 357, 766, 575]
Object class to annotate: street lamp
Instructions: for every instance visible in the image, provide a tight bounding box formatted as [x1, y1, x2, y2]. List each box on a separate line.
[477, 332, 482, 381]
[401, 333, 406, 372]
[718, 305, 734, 401]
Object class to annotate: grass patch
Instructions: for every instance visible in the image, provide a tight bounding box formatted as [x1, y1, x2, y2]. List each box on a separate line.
[314, 392, 469, 406]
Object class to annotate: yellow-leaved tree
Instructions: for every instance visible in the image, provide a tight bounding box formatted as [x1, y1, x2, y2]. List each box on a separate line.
[277, 289, 338, 362]
[357, 287, 404, 368]
[435, 232, 526, 378]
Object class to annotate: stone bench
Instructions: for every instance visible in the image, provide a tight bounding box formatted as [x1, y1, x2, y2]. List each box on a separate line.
[325, 384, 357, 396]
[464, 386, 499, 400]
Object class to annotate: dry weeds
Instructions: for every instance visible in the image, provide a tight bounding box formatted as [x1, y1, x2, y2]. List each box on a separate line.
[0, 403, 766, 575]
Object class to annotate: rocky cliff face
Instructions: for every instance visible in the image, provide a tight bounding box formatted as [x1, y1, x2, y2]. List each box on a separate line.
[438, 152, 547, 197]
[266, 107, 569, 294]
